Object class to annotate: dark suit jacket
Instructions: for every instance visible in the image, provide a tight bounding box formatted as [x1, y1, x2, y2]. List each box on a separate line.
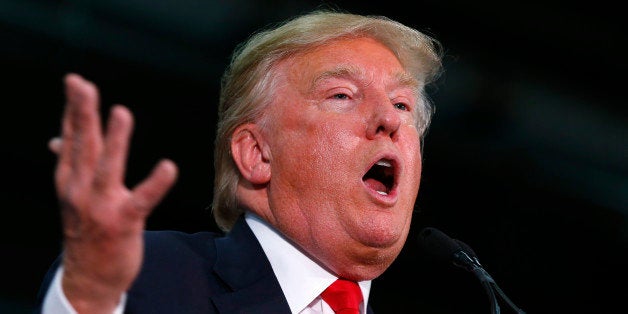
[34, 216, 375, 313]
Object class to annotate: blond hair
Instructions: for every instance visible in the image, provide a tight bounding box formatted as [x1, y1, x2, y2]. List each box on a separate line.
[212, 10, 443, 231]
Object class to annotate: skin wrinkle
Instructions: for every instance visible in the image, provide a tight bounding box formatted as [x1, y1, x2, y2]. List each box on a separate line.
[309, 68, 419, 134]
[40, 12, 445, 313]
[244, 37, 422, 281]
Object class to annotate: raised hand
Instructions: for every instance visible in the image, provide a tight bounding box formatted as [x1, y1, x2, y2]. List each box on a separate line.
[49, 73, 178, 313]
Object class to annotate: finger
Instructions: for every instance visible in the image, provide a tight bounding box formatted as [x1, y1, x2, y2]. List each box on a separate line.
[98, 105, 134, 186]
[57, 73, 104, 188]
[130, 159, 178, 217]
[48, 137, 62, 154]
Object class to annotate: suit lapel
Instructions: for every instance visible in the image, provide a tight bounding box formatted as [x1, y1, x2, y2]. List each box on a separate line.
[211, 217, 292, 314]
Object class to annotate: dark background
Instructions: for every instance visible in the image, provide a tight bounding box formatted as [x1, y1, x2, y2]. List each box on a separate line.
[2, 1, 626, 313]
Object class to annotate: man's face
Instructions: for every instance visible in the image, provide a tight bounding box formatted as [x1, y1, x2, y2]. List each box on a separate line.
[262, 37, 423, 280]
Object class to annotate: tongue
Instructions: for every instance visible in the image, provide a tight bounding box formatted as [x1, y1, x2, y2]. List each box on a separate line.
[364, 178, 387, 194]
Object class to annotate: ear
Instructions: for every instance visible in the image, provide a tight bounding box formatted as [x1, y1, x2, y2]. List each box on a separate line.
[231, 124, 271, 185]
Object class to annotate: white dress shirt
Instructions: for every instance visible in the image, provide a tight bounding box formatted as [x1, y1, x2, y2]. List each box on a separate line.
[42, 212, 371, 314]
[246, 212, 371, 314]
[42, 265, 126, 314]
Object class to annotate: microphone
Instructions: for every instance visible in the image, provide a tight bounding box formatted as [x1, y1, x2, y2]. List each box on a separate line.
[417, 227, 526, 314]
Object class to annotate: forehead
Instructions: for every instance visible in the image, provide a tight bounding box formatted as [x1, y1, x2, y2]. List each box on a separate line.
[279, 37, 417, 89]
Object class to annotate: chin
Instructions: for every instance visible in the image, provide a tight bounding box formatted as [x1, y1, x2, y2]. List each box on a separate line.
[353, 215, 409, 248]
[353, 233, 406, 264]
[339, 248, 400, 281]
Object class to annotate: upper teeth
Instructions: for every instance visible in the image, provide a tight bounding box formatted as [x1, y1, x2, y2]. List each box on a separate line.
[376, 160, 392, 167]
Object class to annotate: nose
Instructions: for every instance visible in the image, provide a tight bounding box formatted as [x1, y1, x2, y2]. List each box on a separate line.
[366, 101, 401, 140]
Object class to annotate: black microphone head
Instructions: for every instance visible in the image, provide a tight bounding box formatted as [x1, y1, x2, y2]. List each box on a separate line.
[417, 227, 463, 264]
[417, 227, 480, 271]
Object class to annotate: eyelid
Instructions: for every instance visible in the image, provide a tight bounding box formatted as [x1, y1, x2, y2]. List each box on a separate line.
[394, 102, 409, 111]
[327, 87, 356, 99]
[391, 94, 414, 112]
[331, 93, 350, 100]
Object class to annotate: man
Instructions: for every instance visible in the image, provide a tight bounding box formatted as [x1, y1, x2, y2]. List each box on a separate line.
[35, 9, 442, 313]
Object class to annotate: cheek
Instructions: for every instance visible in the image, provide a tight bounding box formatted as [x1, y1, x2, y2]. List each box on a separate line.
[406, 157, 422, 200]
[302, 126, 360, 182]
[408, 147, 422, 177]
[316, 124, 358, 153]
[400, 130, 423, 187]
[271, 117, 359, 183]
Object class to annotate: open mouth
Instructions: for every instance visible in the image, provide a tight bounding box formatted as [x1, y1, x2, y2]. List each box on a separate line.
[362, 158, 396, 195]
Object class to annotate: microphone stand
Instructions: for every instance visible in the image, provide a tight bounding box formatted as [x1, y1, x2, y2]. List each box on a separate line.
[454, 250, 526, 314]
[417, 227, 526, 314]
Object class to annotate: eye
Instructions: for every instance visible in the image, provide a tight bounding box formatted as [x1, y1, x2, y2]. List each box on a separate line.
[332, 93, 349, 100]
[394, 102, 408, 111]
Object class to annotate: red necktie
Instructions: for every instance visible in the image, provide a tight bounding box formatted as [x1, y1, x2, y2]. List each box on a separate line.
[321, 278, 363, 314]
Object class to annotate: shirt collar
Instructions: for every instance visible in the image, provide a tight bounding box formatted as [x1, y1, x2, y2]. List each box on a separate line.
[245, 212, 371, 313]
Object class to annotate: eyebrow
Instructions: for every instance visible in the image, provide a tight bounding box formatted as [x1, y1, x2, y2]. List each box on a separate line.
[311, 65, 419, 91]
[394, 71, 420, 91]
[311, 65, 363, 89]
